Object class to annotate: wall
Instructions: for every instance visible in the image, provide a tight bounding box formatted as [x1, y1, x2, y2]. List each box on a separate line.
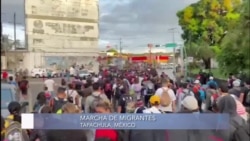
[22, 52, 100, 73]
[25, 0, 99, 52]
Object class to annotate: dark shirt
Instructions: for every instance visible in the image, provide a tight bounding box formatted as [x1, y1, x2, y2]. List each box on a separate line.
[243, 87, 250, 107]
[118, 95, 126, 113]
[46, 130, 87, 141]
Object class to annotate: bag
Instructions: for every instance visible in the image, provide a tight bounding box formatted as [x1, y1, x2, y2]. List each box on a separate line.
[89, 95, 102, 113]
[232, 119, 250, 141]
[122, 95, 136, 113]
[245, 90, 250, 104]
[210, 93, 219, 107]
[198, 89, 206, 101]
[33, 103, 45, 113]
[160, 88, 171, 107]
[66, 90, 75, 103]
[181, 90, 192, 101]
[105, 83, 112, 92]
[4, 118, 29, 141]
[50, 97, 68, 113]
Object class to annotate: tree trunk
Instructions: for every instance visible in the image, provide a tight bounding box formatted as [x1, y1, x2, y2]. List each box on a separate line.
[202, 58, 211, 69]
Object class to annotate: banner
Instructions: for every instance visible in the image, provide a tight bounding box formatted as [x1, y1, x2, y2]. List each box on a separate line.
[21, 114, 229, 130]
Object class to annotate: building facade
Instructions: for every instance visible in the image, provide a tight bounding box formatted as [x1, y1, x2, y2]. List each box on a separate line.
[24, 0, 99, 72]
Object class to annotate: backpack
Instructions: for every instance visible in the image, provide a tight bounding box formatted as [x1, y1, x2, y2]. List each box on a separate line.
[245, 90, 250, 104]
[105, 83, 112, 92]
[181, 90, 192, 101]
[198, 89, 206, 101]
[19, 81, 27, 90]
[4, 117, 29, 141]
[50, 97, 68, 113]
[89, 95, 102, 113]
[33, 103, 45, 113]
[122, 95, 136, 113]
[231, 119, 250, 141]
[160, 88, 171, 107]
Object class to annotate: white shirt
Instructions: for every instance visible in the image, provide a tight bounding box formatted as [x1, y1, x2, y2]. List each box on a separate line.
[93, 77, 99, 83]
[65, 89, 79, 105]
[155, 87, 176, 112]
[44, 79, 55, 91]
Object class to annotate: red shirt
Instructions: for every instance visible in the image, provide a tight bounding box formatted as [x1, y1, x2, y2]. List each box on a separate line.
[193, 85, 200, 94]
[2, 71, 8, 79]
[95, 129, 118, 141]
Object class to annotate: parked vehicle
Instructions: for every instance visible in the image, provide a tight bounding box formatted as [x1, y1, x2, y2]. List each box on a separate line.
[30, 68, 59, 78]
[1, 83, 28, 117]
[77, 70, 90, 78]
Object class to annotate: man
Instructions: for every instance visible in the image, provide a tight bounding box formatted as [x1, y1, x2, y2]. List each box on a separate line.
[207, 76, 218, 88]
[44, 76, 56, 97]
[143, 95, 163, 113]
[49, 87, 68, 113]
[242, 80, 250, 110]
[228, 79, 244, 103]
[84, 82, 108, 113]
[176, 82, 194, 112]
[2, 70, 8, 81]
[19, 76, 29, 99]
[155, 79, 176, 113]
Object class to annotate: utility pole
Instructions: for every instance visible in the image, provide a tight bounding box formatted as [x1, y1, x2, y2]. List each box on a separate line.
[168, 28, 177, 77]
[119, 38, 122, 56]
[13, 12, 17, 50]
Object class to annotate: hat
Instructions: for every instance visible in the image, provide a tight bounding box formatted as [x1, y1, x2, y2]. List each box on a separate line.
[194, 80, 200, 84]
[233, 79, 241, 87]
[149, 95, 160, 104]
[182, 96, 198, 111]
[209, 76, 214, 80]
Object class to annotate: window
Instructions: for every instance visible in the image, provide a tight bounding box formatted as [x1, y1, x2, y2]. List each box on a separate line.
[1, 89, 14, 108]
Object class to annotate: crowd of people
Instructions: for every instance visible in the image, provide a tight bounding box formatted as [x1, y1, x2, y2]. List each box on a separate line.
[1, 67, 250, 141]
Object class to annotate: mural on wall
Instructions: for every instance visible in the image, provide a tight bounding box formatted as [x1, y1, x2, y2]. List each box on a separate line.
[44, 56, 96, 70]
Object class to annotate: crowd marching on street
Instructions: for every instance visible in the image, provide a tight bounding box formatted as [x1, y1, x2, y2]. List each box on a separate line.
[1, 66, 250, 141]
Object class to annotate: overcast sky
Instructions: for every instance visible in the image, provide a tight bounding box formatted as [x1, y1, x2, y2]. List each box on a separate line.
[1, 0, 198, 53]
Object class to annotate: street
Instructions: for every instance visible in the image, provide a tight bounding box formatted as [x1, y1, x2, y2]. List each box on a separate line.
[27, 77, 63, 112]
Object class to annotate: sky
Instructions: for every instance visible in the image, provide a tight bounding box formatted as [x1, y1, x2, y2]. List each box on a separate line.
[1, 0, 199, 53]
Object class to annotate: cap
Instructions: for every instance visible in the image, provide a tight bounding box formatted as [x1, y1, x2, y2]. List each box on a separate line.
[182, 96, 198, 111]
[194, 80, 200, 84]
[209, 76, 214, 80]
[233, 79, 241, 87]
[149, 95, 160, 105]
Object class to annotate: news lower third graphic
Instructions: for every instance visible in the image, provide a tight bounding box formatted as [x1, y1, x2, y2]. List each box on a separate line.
[21, 114, 230, 130]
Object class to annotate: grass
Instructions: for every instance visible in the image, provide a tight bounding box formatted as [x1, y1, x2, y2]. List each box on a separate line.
[189, 68, 227, 80]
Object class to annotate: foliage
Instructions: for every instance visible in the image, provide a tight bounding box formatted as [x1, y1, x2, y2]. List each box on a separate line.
[217, 0, 250, 76]
[177, 0, 241, 68]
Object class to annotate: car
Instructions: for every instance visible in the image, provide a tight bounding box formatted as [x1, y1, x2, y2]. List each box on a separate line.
[78, 70, 90, 78]
[1, 83, 28, 118]
[30, 68, 47, 78]
[30, 68, 58, 78]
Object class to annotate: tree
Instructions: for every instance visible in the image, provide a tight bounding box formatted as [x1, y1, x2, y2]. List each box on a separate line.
[177, 0, 241, 69]
[217, 0, 250, 76]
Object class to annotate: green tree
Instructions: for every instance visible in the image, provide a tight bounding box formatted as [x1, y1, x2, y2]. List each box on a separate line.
[217, 0, 250, 76]
[177, 0, 241, 69]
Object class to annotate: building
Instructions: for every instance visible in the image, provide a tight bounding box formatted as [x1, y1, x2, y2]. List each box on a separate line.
[23, 0, 99, 72]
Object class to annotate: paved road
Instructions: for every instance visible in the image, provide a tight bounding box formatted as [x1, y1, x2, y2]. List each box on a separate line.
[26, 69, 175, 112]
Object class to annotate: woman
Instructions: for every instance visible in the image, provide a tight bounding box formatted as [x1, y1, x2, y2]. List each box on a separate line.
[216, 95, 249, 141]
[33, 92, 47, 113]
[95, 100, 119, 141]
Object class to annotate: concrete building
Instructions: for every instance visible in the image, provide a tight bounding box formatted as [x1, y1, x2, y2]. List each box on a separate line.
[23, 0, 99, 72]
